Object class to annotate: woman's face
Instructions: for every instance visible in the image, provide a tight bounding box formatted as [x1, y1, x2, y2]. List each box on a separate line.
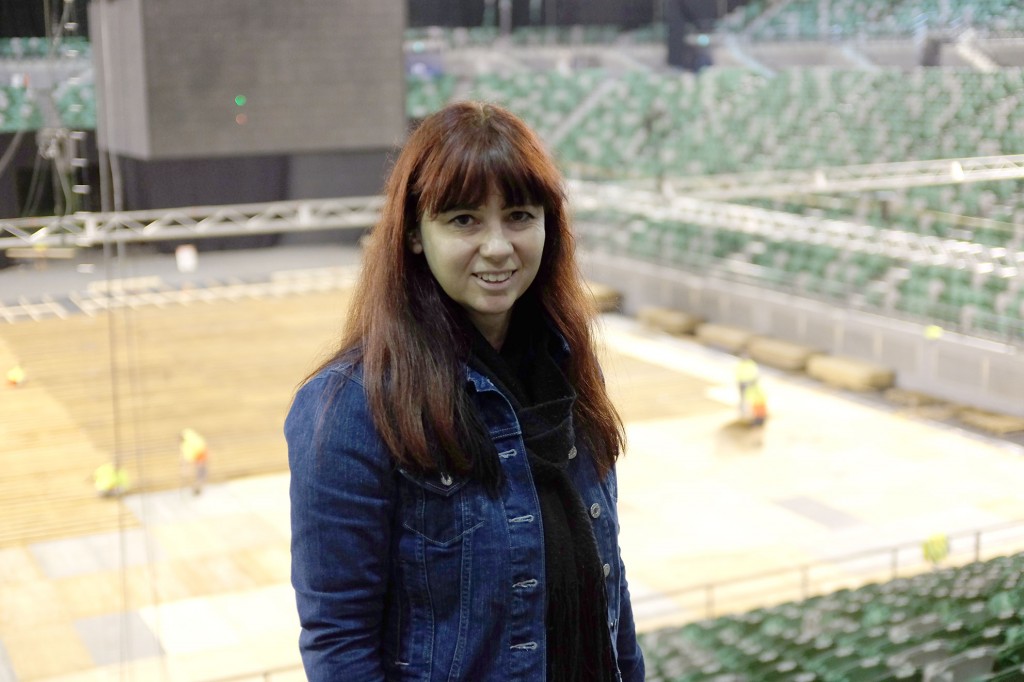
[412, 192, 545, 348]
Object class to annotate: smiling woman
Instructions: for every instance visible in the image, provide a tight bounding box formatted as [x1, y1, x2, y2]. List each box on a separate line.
[285, 101, 645, 682]
[411, 194, 545, 348]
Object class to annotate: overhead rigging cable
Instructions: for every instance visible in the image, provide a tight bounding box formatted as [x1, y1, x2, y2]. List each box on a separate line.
[20, 148, 46, 217]
[0, 129, 26, 179]
[101, 234, 170, 681]
[18, 0, 79, 218]
[47, 0, 78, 217]
[100, 236, 130, 677]
[98, 2, 124, 211]
[75, 2, 165, 675]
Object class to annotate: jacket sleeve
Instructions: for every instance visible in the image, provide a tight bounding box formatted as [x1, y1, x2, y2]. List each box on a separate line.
[610, 467, 646, 682]
[615, 555, 646, 681]
[286, 371, 394, 682]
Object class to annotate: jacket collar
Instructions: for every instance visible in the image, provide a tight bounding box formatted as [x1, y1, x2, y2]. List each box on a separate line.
[463, 315, 570, 393]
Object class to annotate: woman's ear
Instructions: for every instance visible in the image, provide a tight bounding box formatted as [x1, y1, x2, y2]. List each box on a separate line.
[407, 230, 423, 254]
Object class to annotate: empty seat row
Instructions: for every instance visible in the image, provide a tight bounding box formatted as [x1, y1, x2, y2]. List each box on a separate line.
[641, 552, 1024, 682]
[725, 0, 1024, 41]
[578, 210, 1024, 341]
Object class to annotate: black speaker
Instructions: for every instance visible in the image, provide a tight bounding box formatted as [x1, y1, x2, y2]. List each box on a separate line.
[666, 0, 717, 70]
[89, 0, 406, 160]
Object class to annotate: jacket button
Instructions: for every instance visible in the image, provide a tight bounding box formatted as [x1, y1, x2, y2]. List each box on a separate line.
[440, 473, 453, 487]
[590, 503, 601, 518]
[603, 563, 611, 577]
[568, 446, 577, 460]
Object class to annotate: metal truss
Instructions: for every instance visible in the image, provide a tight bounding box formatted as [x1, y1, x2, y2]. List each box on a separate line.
[0, 197, 383, 249]
[569, 180, 1024, 278]
[0, 266, 359, 323]
[4, 175, 1022, 281]
[664, 154, 1024, 200]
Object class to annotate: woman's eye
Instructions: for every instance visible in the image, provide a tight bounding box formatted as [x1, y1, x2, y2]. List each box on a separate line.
[450, 214, 476, 227]
[509, 210, 535, 222]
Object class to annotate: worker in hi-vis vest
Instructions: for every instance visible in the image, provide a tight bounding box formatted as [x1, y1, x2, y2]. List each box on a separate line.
[180, 428, 209, 495]
[735, 353, 761, 423]
[93, 462, 129, 498]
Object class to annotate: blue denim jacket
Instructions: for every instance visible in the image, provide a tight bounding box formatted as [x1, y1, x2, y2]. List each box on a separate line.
[286, 359, 646, 682]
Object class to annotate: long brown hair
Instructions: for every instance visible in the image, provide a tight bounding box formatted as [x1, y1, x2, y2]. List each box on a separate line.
[312, 101, 624, 478]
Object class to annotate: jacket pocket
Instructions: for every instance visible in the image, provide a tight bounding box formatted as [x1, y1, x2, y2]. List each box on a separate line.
[397, 468, 485, 546]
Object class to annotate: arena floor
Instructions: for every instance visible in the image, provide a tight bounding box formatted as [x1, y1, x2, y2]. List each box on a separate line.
[2, 244, 1024, 681]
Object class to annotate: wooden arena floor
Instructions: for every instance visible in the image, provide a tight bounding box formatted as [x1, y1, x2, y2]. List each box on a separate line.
[2, 278, 1024, 680]
[0, 288, 351, 547]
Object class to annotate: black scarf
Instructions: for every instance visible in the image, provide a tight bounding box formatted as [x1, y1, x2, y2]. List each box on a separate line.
[466, 311, 617, 682]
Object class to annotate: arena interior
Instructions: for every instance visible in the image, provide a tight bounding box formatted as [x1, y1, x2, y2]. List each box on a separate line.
[3, 1, 1024, 680]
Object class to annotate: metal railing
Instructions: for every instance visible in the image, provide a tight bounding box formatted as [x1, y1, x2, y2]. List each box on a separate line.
[633, 518, 1024, 626]
[201, 520, 1024, 681]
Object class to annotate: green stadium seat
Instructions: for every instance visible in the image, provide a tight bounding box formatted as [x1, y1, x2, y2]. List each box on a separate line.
[926, 646, 1000, 682]
[975, 664, 1024, 681]
[829, 654, 889, 682]
[637, 552, 1024, 682]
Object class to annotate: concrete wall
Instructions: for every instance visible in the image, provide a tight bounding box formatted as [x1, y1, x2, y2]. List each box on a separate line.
[580, 249, 1024, 418]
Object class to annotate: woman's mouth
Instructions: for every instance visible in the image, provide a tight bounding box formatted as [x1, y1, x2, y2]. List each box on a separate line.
[474, 271, 514, 284]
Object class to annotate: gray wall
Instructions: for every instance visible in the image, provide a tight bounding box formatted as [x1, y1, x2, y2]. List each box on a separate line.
[89, 0, 406, 160]
[288, 150, 394, 199]
[581, 250, 1024, 418]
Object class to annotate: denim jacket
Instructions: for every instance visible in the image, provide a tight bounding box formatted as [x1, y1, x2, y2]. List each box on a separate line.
[286, 359, 646, 682]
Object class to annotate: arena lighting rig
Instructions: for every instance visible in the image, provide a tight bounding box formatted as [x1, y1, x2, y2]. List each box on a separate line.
[4, 152, 1024, 277]
[660, 153, 1024, 200]
[0, 196, 384, 249]
[569, 182, 1023, 278]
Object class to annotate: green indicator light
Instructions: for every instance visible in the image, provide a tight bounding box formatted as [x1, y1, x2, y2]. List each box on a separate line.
[234, 95, 247, 106]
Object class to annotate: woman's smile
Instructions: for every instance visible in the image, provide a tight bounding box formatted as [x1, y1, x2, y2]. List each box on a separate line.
[474, 270, 515, 285]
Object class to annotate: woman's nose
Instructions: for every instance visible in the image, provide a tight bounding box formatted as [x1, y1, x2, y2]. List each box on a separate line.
[479, 223, 513, 259]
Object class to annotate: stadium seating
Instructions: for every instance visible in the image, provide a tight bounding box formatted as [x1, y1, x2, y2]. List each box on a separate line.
[8, 47, 1024, 186]
[52, 79, 95, 129]
[461, 69, 607, 138]
[0, 36, 90, 59]
[640, 552, 1024, 682]
[552, 67, 1022, 177]
[4, 33, 1022, 340]
[555, 68, 1024, 179]
[744, 180, 1024, 248]
[0, 85, 42, 132]
[508, 24, 622, 46]
[405, 23, 659, 49]
[406, 72, 457, 120]
[727, 0, 1024, 41]
[578, 205, 1024, 340]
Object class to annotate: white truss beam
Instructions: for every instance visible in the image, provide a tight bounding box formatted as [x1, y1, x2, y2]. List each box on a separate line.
[665, 154, 1024, 199]
[0, 197, 383, 249]
[4, 177, 1022, 281]
[569, 181, 1024, 278]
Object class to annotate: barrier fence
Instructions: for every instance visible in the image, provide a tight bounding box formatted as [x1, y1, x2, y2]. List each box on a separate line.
[200, 518, 1024, 682]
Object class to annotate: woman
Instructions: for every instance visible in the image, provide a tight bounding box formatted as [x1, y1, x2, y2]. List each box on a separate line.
[286, 101, 645, 682]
